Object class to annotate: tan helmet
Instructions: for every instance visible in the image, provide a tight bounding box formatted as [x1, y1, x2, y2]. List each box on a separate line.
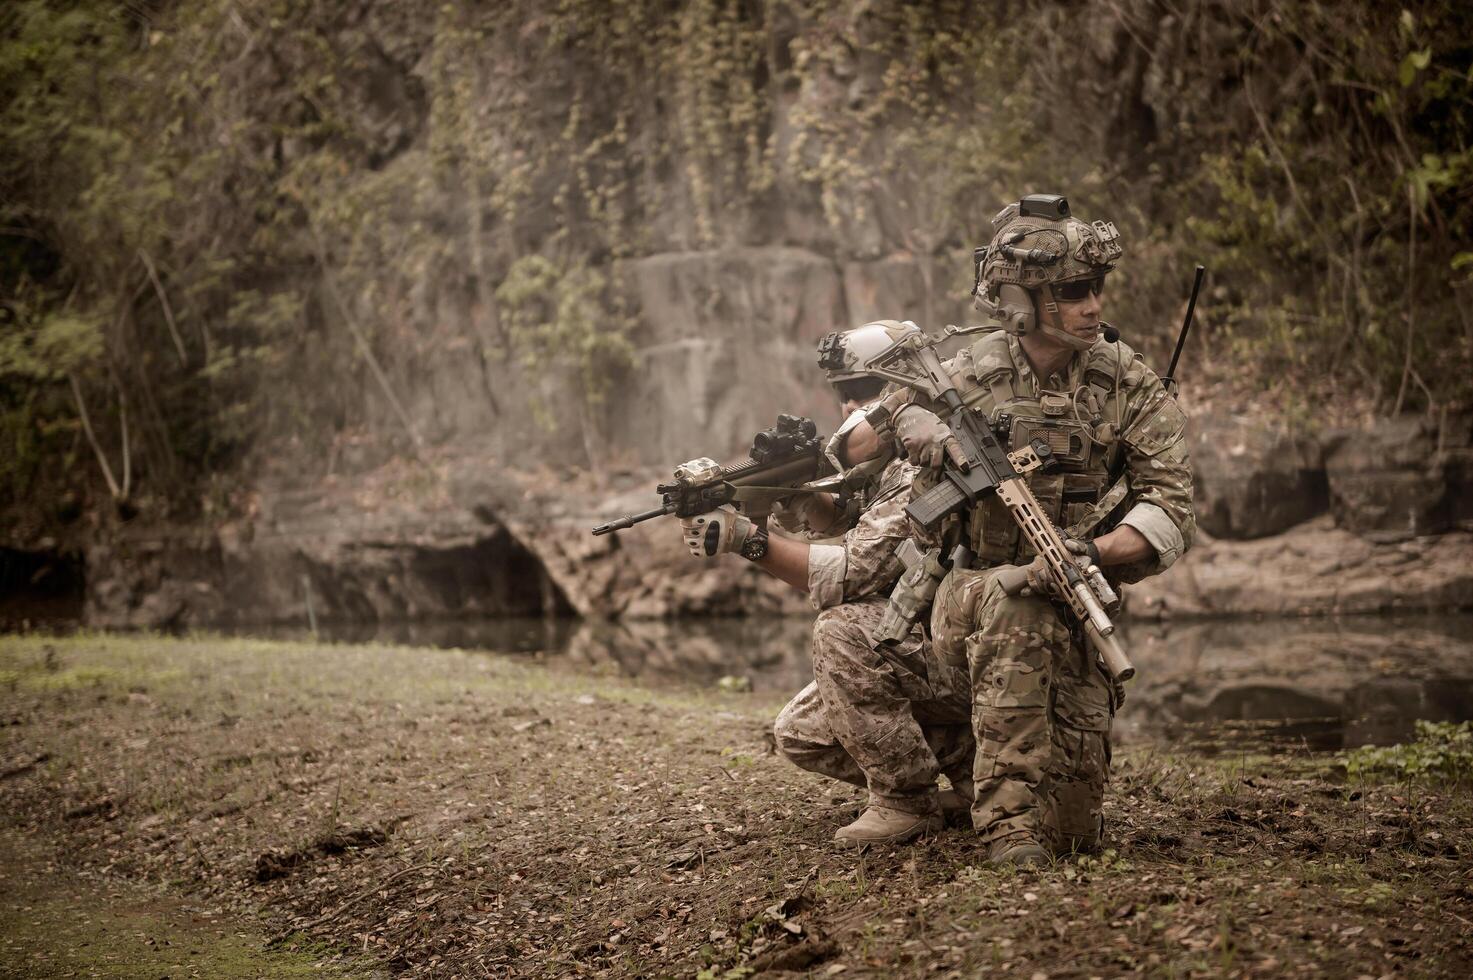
[972, 194, 1123, 347]
[815, 319, 920, 384]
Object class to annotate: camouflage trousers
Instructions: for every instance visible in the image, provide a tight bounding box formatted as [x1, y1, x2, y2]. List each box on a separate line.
[932, 567, 1115, 853]
[773, 596, 974, 815]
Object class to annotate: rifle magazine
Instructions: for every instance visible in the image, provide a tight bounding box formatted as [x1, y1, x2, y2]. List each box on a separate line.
[906, 480, 967, 529]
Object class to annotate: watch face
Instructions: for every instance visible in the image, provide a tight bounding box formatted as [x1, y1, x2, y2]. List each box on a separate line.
[742, 533, 769, 561]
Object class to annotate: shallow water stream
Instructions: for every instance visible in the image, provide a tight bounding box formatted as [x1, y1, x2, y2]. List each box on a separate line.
[247, 611, 1473, 750]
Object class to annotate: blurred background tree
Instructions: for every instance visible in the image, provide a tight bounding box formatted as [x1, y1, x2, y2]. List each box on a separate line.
[2, 0, 1469, 531]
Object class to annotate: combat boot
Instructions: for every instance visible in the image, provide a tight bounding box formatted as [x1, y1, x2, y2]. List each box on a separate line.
[987, 836, 1049, 868]
[937, 778, 974, 826]
[834, 804, 943, 846]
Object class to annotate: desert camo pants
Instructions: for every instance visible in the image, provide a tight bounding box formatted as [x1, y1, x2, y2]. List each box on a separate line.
[773, 596, 974, 814]
[932, 567, 1114, 853]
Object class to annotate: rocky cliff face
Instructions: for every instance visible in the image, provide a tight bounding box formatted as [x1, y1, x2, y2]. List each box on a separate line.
[6, 2, 1470, 630]
[82, 409, 1473, 631]
[605, 249, 969, 466]
[1191, 410, 1473, 543]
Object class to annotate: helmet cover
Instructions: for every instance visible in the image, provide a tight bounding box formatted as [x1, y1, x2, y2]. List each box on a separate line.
[977, 196, 1123, 297]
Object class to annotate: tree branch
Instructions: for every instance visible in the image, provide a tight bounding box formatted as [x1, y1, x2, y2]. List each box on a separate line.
[308, 224, 425, 460]
[119, 387, 131, 500]
[1393, 184, 1417, 415]
[139, 248, 188, 366]
[68, 373, 122, 500]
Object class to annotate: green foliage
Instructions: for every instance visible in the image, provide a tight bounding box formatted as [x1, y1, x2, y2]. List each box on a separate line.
[1182, 0, 1473, 409]
[2, 0, 1470, 526]
[495, 255, 634, 428]
[1, 0, 301, 507]
[1343, 721, 1473, 785]
[0, 312, 104, 381]
[0, 297, 102, 500]
[785, 2, 1027, 246]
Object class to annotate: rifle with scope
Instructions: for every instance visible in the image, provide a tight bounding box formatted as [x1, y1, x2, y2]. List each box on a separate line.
[863, 325, 1135, 684]
[591, 414, 830, 536]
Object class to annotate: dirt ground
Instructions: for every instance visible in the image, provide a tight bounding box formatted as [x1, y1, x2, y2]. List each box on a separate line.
[1, 633, 1470, 978]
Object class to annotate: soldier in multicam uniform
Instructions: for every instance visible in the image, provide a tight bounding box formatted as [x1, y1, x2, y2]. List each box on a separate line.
[851, 194, 1195, 866]
[677, 322, 974, 845]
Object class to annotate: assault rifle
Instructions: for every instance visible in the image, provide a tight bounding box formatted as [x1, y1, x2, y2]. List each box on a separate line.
[863, 326, 1135, 683]
[591, 414, 830, 536]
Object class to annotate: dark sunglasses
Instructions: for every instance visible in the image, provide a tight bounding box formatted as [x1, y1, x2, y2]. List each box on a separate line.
[833, 376, 886, 405]
[1054, 276, 1107, 302]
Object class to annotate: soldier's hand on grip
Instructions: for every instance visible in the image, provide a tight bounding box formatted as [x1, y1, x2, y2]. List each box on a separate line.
[893, 405, 969, 472]
[1064, 537, 1102, 568]
[680, 506, 756, 559]
[1018, 539, 1099, 598]
[1020, 554, 1055, 598]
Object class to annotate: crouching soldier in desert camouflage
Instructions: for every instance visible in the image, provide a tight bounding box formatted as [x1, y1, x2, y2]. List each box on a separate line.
[676, 322, 974, 846]
[853, 194, 1196, 866]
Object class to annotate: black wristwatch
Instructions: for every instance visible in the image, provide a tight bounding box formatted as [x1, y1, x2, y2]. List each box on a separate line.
[739, 529, 770, 562]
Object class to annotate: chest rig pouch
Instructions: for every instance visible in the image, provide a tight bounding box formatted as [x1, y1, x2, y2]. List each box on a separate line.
[1003, 391, 1093, 470]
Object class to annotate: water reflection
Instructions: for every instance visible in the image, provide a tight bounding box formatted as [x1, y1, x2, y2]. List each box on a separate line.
[235, 612, 1473, 748]
[1120, 614, 1473, 749]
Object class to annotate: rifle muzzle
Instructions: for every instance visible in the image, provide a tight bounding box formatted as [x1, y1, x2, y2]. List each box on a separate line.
[591, 503, 673, 536]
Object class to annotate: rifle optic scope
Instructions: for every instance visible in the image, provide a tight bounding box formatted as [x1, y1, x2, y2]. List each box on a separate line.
[750, 414, 819, 463]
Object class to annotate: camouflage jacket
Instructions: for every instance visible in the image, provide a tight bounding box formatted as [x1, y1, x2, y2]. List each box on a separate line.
[910, 328, 1194, 583]
[806, 456, 917, 609]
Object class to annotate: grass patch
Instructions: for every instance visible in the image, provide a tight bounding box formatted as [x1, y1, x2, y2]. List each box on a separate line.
[0, 636, 187, 693]
[0, 831, 381, 979]
[1343, 721, 1473, 786]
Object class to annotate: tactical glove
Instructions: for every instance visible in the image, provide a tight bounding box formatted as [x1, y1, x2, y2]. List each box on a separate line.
[1064, 537, 1102, 568]
[680, 505, 756, 559]
[891, 405, 968, 471]
[1020, 536, 1099, 597]
[1020, 553, 1056, 598]
[861, 388, 910, 445]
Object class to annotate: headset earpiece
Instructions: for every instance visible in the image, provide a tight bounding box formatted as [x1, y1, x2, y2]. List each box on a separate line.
[996, 283, 1035, 336]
